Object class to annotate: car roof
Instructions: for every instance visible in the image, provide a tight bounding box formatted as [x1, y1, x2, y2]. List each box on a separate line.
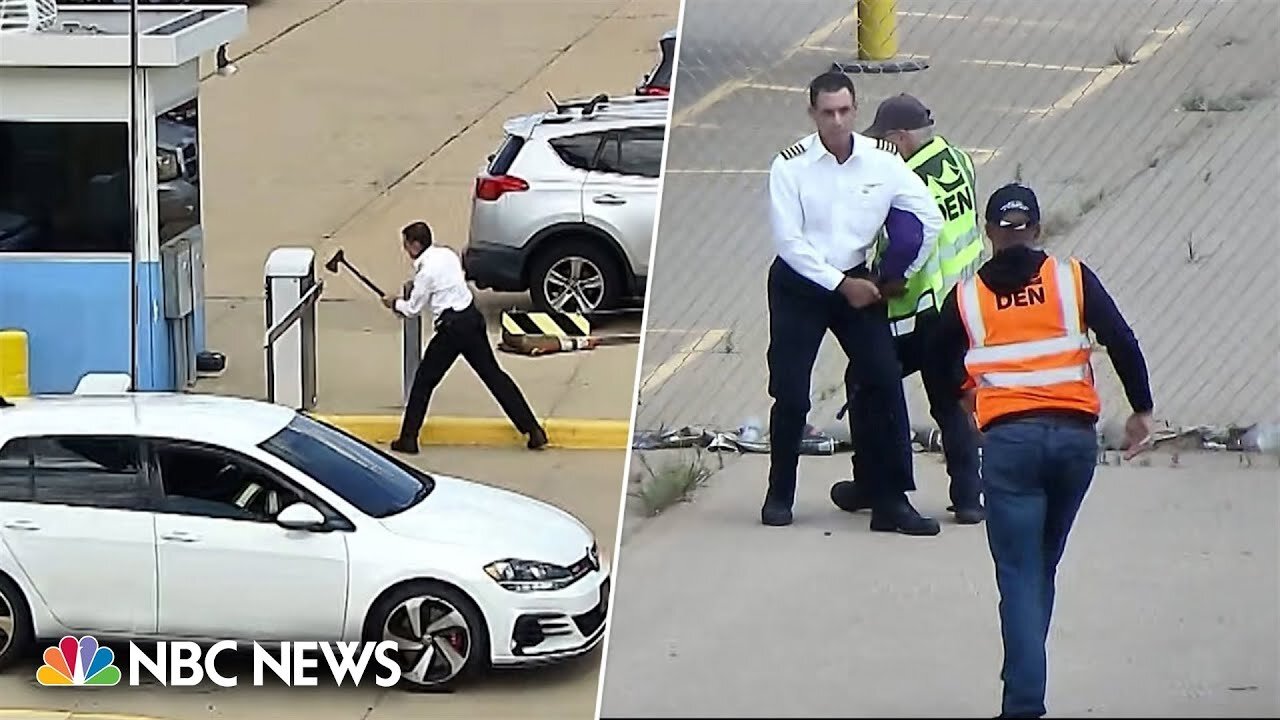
[503, 95, 669, 139]
[0, 392, 297, 449]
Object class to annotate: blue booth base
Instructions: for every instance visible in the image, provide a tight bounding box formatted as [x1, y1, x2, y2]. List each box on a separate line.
[0, 255, 177, 394]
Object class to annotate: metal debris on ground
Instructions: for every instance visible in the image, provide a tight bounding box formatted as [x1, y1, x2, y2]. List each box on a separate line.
[631, 424, 838, 455]
[632, 419, 1278, 458]
[1146, 423, 1278, 454]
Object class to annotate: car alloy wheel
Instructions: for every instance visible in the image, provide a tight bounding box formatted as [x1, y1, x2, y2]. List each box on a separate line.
[0, 590, 13, 658]
[382, 595, 473, 687]
[543, 256, 605, 313]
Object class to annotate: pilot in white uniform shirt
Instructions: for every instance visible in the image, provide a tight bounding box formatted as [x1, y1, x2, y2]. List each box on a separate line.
[394, 245, 474, 326]
[768, 130, 941, 291]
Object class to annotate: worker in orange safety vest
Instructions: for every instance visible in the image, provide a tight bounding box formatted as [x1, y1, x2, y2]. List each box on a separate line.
[930, 183, 1155, 719]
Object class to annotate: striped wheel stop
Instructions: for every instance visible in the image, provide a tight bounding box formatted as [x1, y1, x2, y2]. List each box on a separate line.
[500, 310, 591, 338]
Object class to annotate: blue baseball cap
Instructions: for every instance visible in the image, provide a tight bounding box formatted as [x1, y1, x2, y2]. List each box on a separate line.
[985, 183, 1040, 228]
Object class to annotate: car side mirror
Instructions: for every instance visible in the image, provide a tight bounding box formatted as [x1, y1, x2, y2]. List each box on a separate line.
[276, 502, 328, 531]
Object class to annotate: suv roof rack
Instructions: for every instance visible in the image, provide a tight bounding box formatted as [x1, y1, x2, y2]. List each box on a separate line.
[543, 91, 667, 119]
[547, 92, 611, 115]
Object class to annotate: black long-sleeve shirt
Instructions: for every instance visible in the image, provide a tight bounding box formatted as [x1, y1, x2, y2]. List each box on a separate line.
[934, 246, 1154, 429]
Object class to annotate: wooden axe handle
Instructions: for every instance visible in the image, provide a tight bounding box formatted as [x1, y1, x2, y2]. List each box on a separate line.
[585, 333, 644, 346]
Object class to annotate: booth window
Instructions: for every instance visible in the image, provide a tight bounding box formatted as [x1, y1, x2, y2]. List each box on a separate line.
[0, 121, 133, 254]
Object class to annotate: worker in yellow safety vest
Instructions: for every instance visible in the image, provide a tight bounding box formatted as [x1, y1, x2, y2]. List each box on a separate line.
[831, 93, 986, 525]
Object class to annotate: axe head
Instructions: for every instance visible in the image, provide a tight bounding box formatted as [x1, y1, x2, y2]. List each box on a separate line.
[323, 249, 344, 274]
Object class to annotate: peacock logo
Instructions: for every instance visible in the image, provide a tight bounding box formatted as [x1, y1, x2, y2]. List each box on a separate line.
[36, 635, 121, 687]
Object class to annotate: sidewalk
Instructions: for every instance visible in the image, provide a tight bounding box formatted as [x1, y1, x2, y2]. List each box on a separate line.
[603, 451, 1279, 717]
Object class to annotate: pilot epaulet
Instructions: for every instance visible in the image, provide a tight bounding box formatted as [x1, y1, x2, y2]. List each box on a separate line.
[874, 138, 900, 156]
[778, 140, 807, 161]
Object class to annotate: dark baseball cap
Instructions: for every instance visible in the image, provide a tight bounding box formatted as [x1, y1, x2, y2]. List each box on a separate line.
[985, 183, 1041, 228]
[863, 93, 934, 139]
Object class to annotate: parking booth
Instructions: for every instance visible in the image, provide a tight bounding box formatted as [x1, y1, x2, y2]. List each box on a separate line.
[0, 4, 246, 395]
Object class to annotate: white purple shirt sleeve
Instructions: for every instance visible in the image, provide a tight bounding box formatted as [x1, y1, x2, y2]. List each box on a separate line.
[877, 158, 943, 281]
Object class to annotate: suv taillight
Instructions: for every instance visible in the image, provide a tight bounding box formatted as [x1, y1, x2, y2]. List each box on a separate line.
[638, 86, 669, 96]
[475, 175, 529, 201]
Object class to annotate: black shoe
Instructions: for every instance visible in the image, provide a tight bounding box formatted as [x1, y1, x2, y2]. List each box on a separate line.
[390, 437, 419, 455]
[870, 501, 940, 536]
[830, 480, 873, 513]
[954, 506, 986, 525]
[527, 426, 549, 450]
[760, 503, 793, 526]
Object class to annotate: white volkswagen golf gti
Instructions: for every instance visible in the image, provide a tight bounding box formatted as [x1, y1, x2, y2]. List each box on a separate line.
[0, 392, 610, 690]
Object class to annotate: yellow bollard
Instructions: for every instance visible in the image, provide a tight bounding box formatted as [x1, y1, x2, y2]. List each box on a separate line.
[857, 0, 898, 61]
[0, 329, 30, 397]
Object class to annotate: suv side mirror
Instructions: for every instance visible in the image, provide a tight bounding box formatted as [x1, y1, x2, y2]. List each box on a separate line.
[276, 502, 328, 531]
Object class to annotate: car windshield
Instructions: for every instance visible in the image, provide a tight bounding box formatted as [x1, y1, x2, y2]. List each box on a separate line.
[259, 414, 433, 518]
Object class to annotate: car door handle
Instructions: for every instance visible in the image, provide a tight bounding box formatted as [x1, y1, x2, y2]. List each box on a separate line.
[160, 531, 199, 544]
[3, 519, 40, 532]
[592, 194, 626, 205]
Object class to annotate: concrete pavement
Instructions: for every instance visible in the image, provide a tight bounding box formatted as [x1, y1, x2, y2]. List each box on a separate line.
[0, 447, 625, 720]
[602, 451, 1280, 717]
[193, 0, 678, 417]
[638, 0, 1279, 433]
[616, 3, 1280, 711]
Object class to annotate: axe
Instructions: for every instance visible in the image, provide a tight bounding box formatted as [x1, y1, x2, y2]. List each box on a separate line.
[323, 248, 386, 298]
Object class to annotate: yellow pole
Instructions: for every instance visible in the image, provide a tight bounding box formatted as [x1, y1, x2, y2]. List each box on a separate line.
[857, 0, 898, 61]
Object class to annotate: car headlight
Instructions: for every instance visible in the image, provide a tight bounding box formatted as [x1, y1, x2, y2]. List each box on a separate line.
[157, 149, 181, 182]
[484, 559, 575, 593]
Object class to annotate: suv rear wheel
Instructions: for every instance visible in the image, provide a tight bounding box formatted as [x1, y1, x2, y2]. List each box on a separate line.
[529, 238, 624, 313]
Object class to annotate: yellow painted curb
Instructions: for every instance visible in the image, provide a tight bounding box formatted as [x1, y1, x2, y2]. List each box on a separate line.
[0, 712, 176, 720]
[313, 414, 631, 450]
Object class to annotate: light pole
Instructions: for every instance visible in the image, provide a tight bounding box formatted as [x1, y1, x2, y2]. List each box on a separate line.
[127, 0, 140, 390]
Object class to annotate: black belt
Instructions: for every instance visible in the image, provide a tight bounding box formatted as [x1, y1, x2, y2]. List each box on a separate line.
[843, 263, 872, 280]
[434, 302, 476, 330]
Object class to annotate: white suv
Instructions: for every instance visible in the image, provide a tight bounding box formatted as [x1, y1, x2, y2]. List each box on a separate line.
[463, 94, 668, 313]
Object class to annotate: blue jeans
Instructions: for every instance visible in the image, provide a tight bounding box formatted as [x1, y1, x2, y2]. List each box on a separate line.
[982, 417, 1098, 718]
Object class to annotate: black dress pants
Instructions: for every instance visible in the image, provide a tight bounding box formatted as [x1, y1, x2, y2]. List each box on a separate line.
[849, 310, 983, 510]
[765, 258, 916, 510]
[398, 304, 539, 441]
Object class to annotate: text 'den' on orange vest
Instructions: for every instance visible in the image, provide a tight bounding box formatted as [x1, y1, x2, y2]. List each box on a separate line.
[956, 255, 1101, 428]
